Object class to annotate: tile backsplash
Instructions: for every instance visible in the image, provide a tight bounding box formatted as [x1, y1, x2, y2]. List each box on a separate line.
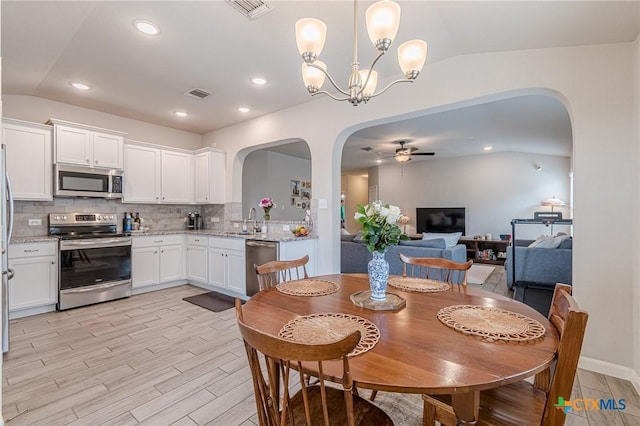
[13, 199, 225, 237]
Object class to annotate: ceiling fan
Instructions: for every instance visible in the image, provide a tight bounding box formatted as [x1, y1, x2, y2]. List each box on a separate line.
[386, 140, 435, 163]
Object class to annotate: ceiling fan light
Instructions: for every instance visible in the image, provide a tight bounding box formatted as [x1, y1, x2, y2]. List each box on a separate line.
[395, 153, 411, 163]
[302, 61, 326, 92]
[366, 0, 401, 51]
[358, 69, 378, 97]
[295, 18, 327, 62]
[398, 39, 428, 78]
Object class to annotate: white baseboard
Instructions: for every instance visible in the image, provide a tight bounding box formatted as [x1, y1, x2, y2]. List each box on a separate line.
[579, 356, 639, 390]
[131, 279, 188, 295]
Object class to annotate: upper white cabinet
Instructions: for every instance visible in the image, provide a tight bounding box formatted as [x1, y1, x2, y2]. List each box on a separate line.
[2, 118, 53, 201]
[194, 149, 226, 204]
[49, 119, 126, 169]
[124, 142, 193, 204]
[124, 144, 162, 203]
[161, 150, 193, 203]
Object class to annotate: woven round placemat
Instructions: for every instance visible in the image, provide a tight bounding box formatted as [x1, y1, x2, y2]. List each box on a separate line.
[437, 305, 546, 342]
[276, 279, 339, 297]
[388, 277, 451, 293]
[278, 313, 380, 357]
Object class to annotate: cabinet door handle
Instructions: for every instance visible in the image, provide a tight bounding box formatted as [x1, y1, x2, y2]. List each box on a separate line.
[153, 240, 163, 243]
[161, 250, 164, 253]
[24, 249, 39, 253]
[86, 159, 90, 163]
[95, 160, 99, 164]
[51, 261, 55, 265]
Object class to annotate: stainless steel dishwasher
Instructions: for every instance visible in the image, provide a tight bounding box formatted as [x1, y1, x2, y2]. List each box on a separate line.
[245, 240, 279, 296]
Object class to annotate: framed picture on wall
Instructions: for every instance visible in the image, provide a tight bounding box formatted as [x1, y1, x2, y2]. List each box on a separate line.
[300, 188, 310, 200]
[291, 180, 300, 196]
[291, 197, 297, 206]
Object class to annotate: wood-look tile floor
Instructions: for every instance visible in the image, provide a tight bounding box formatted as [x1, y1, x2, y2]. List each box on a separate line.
[3, 276, 640, 425]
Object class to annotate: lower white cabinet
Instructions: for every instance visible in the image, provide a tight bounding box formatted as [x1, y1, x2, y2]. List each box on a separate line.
[208, 237, 245, 295]
[8, 242, 58, 317]
[132, 235, 185, 289]
[187, 235, 208, 284]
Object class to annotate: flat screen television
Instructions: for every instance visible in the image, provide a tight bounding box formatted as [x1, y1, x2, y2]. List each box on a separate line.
[416, 207, 466, 235]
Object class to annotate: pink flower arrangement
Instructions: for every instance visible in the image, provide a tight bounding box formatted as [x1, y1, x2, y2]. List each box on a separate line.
[259, 197, 276, 213]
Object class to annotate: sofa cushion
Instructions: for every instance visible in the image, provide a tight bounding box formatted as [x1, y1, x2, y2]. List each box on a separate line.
[399, 238, 446, 249]
[422, 232, 462, 249]
[341, 234, 355, 242]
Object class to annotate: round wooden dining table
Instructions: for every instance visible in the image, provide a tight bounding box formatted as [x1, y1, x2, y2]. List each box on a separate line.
[241, 273, 559, 425]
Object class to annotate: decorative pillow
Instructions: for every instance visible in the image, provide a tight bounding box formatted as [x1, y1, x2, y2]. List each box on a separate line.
[353, 231, 366, 243]
[528, 235, 563, 249]
[341, 234, 355, 242]
[422, 232, 462, 249]
[558, 238, 573, 249]
[399, 238, 446, 249]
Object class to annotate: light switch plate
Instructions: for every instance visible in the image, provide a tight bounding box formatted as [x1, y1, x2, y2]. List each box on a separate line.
[233, 222, 239, 228]
[319, 199, 328, 209]
[28, 219, 42, 226]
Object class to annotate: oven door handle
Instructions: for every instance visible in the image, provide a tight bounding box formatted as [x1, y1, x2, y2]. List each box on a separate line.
[60, 280, 131, 294]
[60, 238, 132, 250]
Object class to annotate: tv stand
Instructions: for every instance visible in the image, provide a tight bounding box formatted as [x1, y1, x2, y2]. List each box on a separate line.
[459, 238, 509, 266]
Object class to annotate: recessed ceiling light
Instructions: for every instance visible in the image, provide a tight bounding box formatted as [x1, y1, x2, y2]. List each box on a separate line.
[69, 82, 91, 90]
[251, 77, 267, 85]
[133, 19, 160, 36]
[483, 146, 493, 151]
[238, 107, 251, 113]
[376, 159, 383, 163]
[174, 111, 188, 118]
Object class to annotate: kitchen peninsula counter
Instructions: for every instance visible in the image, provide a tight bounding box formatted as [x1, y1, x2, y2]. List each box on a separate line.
[130, 229, 318, 243]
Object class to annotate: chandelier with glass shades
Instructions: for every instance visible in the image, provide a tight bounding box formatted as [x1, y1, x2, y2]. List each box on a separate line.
[295, 0, 428, 106]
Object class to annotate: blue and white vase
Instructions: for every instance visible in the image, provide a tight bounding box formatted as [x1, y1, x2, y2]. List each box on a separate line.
[368, 250, 389, 301]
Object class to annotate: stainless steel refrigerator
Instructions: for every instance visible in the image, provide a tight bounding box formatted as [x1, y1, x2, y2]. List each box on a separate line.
[1, 145, 15, 353]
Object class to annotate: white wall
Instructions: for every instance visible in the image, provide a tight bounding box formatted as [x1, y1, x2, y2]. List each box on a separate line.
[3, 94, 201, 150]
[377, 152, 571, 240]
[202, 42, 639, 380]
[634, 35, 640, 388]
[242, 150, 311, 221]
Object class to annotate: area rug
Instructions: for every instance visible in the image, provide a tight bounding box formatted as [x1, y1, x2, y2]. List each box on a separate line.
[467, 264, 496, 285]
[183, 291, 236, 312]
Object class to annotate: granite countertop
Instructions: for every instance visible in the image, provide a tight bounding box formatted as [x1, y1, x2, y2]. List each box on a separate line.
[10, 230, 317, 245]
[10, 236, 60, 244]
[129, 229, 318, 242]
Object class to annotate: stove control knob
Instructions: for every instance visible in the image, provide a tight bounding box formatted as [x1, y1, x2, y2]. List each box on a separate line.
[54, 216, 59, 221]
[62, 216, 67, 220]
[98, 216, 103, 220]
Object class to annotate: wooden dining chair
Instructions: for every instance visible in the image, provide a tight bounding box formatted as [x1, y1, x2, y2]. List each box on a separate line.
[235, 299, 395, 426]
[421, 283, 588, 426]
[399, 254, 473, 286]
[254, 255, 310, 291]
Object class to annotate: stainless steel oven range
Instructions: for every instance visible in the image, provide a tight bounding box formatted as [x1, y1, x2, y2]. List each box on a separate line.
[49, 213, 131, 310]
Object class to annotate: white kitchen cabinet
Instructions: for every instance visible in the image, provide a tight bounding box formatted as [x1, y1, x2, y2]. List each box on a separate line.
[161, 150, 193, 203]
[124, 143, 161, 203]
[194, 149, 225, 204]
[208, 237, 245, 295]
[187, 235, 208, 284]
[123, 142, 193, 204]
[2, 118, 53, 201]
[279, 238, 318, 277]
[8, 242, 58, 318]
[132, 235, 185, 289]
[49, 119, 126, 169]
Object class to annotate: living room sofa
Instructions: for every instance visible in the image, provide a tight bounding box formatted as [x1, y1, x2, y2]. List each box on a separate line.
[341, 235, 467, 275]
[505, 237, 572, 315]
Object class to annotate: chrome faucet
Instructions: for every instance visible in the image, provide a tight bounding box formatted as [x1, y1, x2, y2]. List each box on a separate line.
[247, 207, 259, 233]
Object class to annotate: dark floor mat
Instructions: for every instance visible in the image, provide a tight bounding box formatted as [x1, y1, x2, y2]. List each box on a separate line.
[182, 291, 237, 312]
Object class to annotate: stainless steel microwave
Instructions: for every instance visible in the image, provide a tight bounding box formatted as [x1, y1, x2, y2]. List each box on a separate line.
[55, 165, 123, 198]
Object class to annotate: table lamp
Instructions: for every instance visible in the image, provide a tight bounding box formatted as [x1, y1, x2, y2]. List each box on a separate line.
[398, 215, 410, 234]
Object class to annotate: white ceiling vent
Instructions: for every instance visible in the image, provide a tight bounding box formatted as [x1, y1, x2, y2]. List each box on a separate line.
[185, 88, 212, 100]
[226, 0, 274, 20]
